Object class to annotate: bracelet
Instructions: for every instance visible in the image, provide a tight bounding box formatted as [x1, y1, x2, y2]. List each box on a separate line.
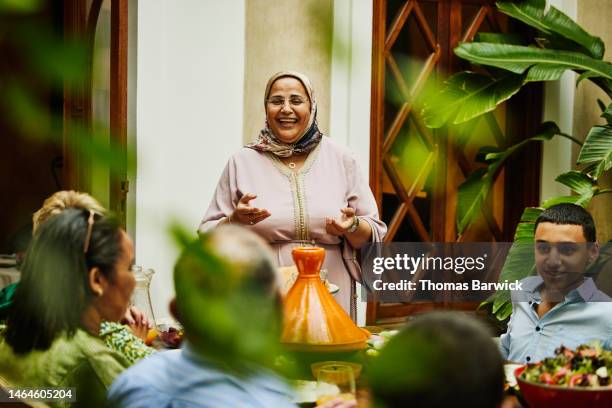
[347, 216, 360, 234]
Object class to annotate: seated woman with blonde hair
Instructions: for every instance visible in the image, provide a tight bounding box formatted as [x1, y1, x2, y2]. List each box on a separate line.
[0, 209, 138, 406]
[0, 191, 153, 364]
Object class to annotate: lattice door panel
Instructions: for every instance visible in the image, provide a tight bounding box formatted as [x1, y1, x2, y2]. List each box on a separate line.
[379, 0, 440, 244]
[368, 0, 540, 324]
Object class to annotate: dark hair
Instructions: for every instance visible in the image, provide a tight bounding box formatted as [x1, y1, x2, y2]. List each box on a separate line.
[5, 208, 122, 354]
[369, 312, 504, 408]
[535, 203, 596, 242]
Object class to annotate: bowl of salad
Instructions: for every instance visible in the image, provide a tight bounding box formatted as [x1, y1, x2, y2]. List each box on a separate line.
[516, 344, 612, 408]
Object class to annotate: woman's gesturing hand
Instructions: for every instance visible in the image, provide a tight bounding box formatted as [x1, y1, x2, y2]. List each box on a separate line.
[230, 193, 271, 225]
[325, 207, 356, 236]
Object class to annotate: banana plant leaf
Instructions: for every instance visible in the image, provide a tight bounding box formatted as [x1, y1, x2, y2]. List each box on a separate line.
[497, 0, 604, 59]
[456, 123, 560, 234]
[589, 77, 612, 98]
[456, 168, 489, 234]
[576, 71, 602, 86]
[422, 71, 524, 128]
[541, 195, 582, 208]
[535, 34, 600, 58]
[601, 103, 612, 125]
[489, 207, 541, 319]
[577, 125, 612, 178]
[454, 43, 612, 81]
[475, 32, 526, 45]
[555, 170, 595, 197]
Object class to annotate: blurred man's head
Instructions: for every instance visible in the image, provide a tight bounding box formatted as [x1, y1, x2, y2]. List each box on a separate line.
[172, 226, 282, 369]
[534, 204, 599, 294]
[369, 312, 504, 408]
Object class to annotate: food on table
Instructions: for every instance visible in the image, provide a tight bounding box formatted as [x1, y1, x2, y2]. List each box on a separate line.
[145, 328, 158, 346]
[503, 363, 522, 390]
[291, 380, 340, 404]
[157, 326, 184, 349]
[366, 329, 399, 357]
[316, 393, 355, 406]
[521, 344, 611, 388]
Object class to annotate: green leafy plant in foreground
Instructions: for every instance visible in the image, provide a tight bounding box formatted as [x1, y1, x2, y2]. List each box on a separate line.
[422, 0, 612, 320]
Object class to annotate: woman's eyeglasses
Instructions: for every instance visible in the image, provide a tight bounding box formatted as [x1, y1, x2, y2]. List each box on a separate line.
[83, 209, 95, 253]
[266, 97, 307, 107]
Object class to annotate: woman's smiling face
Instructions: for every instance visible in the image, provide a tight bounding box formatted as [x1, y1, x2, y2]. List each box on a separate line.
[265, 77, 311, 144]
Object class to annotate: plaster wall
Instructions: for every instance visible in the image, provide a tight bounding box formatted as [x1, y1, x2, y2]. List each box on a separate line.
[135, 0, 246, 319]
[574, 0, 612, 241]
[540, 0, 576, 201]
[243, 0, 333, 143]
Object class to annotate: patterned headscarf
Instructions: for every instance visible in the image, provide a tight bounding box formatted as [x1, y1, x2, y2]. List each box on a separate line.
[246, 71, 323, 157]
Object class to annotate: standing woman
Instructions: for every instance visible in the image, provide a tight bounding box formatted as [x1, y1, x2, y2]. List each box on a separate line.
[199, 71, 386, 317]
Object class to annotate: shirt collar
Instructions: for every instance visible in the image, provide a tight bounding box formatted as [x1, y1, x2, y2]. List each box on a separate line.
[522, 275, 600, 302]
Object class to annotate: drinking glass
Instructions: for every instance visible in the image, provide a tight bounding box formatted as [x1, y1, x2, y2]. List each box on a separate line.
[316, 363, 356, 405]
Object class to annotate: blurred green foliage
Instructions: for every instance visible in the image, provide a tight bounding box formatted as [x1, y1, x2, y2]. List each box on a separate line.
[170, 224, 286, 375]
[421, 0, 611, 242]
[417, 0, 612, 320]
[0, 1, 132, 185]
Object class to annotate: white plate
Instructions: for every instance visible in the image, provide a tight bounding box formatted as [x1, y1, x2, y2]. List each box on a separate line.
[504, 363, 522, 387]
[291, 380, 340, 404]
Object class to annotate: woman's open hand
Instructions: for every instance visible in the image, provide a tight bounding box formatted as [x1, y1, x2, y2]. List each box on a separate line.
[325, 207, 356, 236]
[230, 193, 271, 225]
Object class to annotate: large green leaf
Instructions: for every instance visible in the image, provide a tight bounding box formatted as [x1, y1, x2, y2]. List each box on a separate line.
[456, 123, 560, 235]
[525, 64, 571, 82]
[489, 207, 541, 319]
[601, 103, 612, 125]
[456, 168, 489, 234]
[475, 32, 526, 45]
[588, 78, 612, 99]
[555, 170, 595, 196]
[576, 71, 602, 86]
[454, 43, 612, 81]
[577, 125, 612, 178]
[496, 0, 549, 34]
[497, 0, 604, 59]
[422, 72, 524, 128]
[541, 195, 582, 208]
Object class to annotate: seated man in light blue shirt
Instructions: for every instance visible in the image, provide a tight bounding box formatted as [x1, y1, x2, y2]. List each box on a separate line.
[107, 226, 355, 408]
[500, 204, 612, 363]
[107, 226, 295, 408]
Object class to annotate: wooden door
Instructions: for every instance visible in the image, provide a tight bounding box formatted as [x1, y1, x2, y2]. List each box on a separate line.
[63, 0, 128, 225]
[368, 0, 542, 324]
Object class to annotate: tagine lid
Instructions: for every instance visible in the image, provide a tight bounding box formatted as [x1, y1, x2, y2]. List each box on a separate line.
[281, 246, 369, 352]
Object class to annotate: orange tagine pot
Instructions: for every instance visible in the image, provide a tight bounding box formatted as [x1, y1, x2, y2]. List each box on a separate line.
[281, 246, 369, 352]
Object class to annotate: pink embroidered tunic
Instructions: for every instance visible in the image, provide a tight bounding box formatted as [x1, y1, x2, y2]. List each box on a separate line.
[199, 137, 387, 316]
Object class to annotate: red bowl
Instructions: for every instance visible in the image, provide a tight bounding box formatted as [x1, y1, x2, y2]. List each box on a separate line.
[515, 366, 612, 408]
